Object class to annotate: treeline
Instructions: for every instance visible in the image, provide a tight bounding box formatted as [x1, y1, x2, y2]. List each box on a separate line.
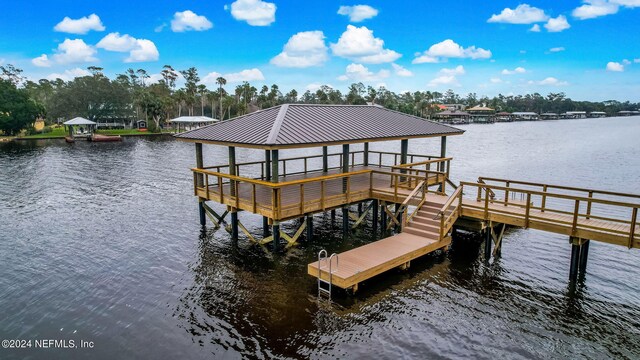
[1, 64, 639, 134]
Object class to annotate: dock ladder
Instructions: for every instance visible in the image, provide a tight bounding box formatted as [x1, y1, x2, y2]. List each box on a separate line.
[317, 250, 339, 299]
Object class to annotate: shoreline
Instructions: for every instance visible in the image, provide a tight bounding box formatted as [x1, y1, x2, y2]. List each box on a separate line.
[12, 132, 175, 141]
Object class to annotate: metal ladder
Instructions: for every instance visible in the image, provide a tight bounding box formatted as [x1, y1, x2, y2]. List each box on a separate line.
[317, 250, 338, 299]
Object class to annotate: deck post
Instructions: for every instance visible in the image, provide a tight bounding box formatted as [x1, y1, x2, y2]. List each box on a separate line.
[342, 144, 350, 237]
[358, 202, 363, 216]
[229, 146, 238, 240]
[372, 199, 379, 237]
[394, 203, 401, 232]
[262, 150, 271, 236]
[306, 215, 313, 241]
[195, 143, 206, 226]
[271, 149, 280, 251]
[400, 139, 408, 165]
[322, 146, 328, 172]
[331, 209, 336, 223]
[440, 136, 447, 171]
[569, 238, 581, 282]
[484, 225, 492, 260]
[364, 142, 369, 166]
[380, 203, 387, 233]
[578, 239, 590, 274]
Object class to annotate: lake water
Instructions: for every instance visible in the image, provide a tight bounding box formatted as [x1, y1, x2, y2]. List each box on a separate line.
[1, 117, 639, 359]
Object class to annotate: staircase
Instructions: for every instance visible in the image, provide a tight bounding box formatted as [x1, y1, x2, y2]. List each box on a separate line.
[403, 203, 444, 240]
[403, 185, 464, 242]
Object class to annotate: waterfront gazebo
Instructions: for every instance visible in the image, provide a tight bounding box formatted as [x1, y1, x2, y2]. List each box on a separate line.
[63, 117, 96, 138]
[169, 116, 218, 133]
[175, 104, 464, 251]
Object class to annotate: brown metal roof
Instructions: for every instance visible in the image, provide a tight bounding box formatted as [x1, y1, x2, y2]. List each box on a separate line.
[175, 104, 464, 149]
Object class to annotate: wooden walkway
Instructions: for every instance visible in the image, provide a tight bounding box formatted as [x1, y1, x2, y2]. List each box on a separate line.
[461, 198, 639, 248]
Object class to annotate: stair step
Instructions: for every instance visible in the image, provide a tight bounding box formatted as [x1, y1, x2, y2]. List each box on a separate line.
[408, 222, 440, 233]
[412, 215, 440, 226]
[404, 227, 440, 239]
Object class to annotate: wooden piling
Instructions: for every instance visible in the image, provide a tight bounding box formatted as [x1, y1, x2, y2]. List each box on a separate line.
[372, 199, 379, 237]
[569, 239, 581, 282]
[579, 239, 590, 274]
[306, 215, 313, 241]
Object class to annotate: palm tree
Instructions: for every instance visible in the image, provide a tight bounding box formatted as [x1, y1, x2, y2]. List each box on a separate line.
[197, 84, 208, 116]
[216, 77, 227, 120]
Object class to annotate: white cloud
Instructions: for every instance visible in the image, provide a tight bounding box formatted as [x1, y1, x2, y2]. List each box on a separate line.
[96, 32, 137, 51]
[171, 10, 213, 32]
[439, 65, 465, 76]
[549, 47, 565, 52]
[227, 0, 276, 26]
[529, 77, 568, 86]
[428, 75, 459, 87]
[96, 33, 159, 62]
[501, 67, 527, 75]
[270, 31, 328, 68]
[572, 0, 619, 19]
[611, 0, 640, 7]
[606, 61, 624, 71]
[337, 63, 390, 82]
[545, 15, 571, 32]
[46, 68, 91, 81]
[634, 59, 640, 63]
[490, 77, 503, 83]
[53, 14, 105, 34]
[32, 54, 51, 67]
[331, 25, 401, 64]
[529, 24, 541, 32]
[412, 39, 491, 64]
[487, 4, 549, 24]
[52, 39, 98, 64]
[622, 59, 631, 65]
[202, 68, 265, 84]
[126, 39, 159, 62]
[337, 5, 379, 22]
[391, 63, 413, 77]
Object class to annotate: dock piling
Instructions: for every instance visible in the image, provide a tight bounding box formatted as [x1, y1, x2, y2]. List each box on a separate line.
[272, 222, 280, 252]
[372, 199, 379, 237]
[306, 215, 313, 241]
[579, 239, 590, 274]
[569, 240, 581, 282]
[198, 200, 206, 226]
[484, 225, 492, 260]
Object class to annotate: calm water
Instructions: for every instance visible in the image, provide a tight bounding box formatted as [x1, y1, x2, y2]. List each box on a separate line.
[1, 117, 640, 359]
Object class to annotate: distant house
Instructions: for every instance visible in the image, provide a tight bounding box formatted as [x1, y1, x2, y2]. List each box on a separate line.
[540, 112, 559, 120]
[435, 110, 470, 124]
[589, 111, 607, 118]
[618, 110, 633, 117]
[443, 104, 466, 111]
[495, 112, 512, 122]
[564, 111, 587, 119]
[512, 112, 539, 121]
[466, 105, 495, 123]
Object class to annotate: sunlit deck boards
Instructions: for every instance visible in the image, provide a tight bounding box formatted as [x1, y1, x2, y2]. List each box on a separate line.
[308, 232, 451, 290]
[461, 198, 640, 248]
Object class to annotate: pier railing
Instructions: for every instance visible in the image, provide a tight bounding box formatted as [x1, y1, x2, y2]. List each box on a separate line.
[192, 166, 448, 221]
[435, 185, 464, 241]
[461, 181, 639, 248]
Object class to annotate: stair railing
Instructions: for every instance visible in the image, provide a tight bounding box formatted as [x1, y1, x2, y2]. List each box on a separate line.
[435, 185, 464, 241]
[402, 180, 427, 229]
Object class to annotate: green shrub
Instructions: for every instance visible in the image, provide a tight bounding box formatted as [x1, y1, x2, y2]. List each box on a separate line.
[42, 126, 52, 133]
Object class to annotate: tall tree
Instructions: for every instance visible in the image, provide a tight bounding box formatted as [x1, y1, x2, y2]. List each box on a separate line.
[0, 79, 45, 135]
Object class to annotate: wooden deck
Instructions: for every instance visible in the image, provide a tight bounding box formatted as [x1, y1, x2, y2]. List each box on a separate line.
[308, 232, 450, 290]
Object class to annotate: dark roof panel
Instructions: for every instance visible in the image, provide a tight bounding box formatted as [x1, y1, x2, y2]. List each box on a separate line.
[176, 104, 464, 147]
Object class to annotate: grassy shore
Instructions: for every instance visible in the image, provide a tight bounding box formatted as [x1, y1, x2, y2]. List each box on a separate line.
[16, 127, 172, 139]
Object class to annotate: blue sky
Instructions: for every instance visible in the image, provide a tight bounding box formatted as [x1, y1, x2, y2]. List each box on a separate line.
[1, 0, 639, 101]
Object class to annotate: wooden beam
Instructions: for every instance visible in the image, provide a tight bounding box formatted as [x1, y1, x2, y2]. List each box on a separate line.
[363, 142, 369, 166]
[322, 146, 328, 172]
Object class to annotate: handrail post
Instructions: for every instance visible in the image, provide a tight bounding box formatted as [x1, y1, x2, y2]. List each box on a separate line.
[205, 173, 210, 199]
[572, 200, 580, 235]
[483, 186, 489, 220]
[524, 193, 531, 228]
[586, 191, 593, 219]
[193, 172, 198, 196]
[300, 183, 305, 214]
[320, 180, 325, 210]
[629, 207, 637, 249]
[504, 181, 510, 206]
[541, 185, 547, 212]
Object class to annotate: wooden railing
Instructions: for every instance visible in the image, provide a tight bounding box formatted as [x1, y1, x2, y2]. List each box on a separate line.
[192, 165, 448, 221]
[435, 185, 464, 241]
[462, 181, 639, 248]
[393, 157, 452, 177]
[401, 181, 427, 230]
